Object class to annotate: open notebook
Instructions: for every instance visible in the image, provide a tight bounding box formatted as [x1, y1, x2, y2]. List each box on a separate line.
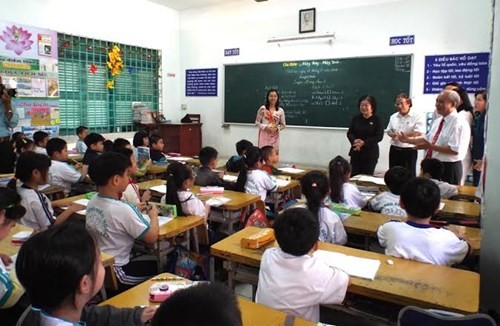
[314, 250, 381, 280]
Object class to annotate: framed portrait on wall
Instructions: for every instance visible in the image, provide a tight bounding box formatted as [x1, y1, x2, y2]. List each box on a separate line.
[299, 8, 316, 33]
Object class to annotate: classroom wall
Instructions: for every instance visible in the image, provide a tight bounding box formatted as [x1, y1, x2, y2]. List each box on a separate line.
[480, 1, 500, 313]
[2, 0, 183, 122]
[179, 0, 492, 170]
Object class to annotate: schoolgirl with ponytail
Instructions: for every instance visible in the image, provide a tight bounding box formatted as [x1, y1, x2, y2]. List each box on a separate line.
[234, 146, 277, 201]
[162, 162, 209, 221]
[7, 152, 84, 230]
[300, 171, 347, 245]
[328, 155, 367, 209]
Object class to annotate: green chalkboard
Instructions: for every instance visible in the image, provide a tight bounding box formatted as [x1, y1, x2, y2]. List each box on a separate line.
[224, 55, 412, 128]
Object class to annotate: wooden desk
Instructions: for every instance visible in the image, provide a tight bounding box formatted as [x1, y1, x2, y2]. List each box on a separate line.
[0, 173, 14, 179]
[146, 164, 167, 179]
[0, 224, 33, 256]
[457, 185, 478, 198]
[167, 157, 201, 167]
[101, 272, 314, 326]
[343, 211, 481, 256]
[41, 184, 66, 200]
[138, 179, 166, 192]
[210, 227, 479, 314]
[67, 153, 83, 163]
[440, 200, 480, 219]
[193, 185, 261, 234]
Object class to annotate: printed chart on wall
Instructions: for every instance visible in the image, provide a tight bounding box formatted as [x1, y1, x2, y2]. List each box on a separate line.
[0, 21, 59, 137]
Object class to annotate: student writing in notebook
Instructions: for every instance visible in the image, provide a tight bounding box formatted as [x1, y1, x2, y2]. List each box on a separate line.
[377, 177, 471, 266]
[7, 152, 84, 230]
[256, 208, 349, 323]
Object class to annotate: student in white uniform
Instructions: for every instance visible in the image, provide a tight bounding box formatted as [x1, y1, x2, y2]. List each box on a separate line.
[7, 152, 84, 230]
[328, 155, 367, 209]
[300, 171, 347, 245]
[47, 138, 87, 196]
[419, 158, 458, 199]
[86, 152, 159, 289]
[113, 147, 151, 209]
[0, 188, 26, 324]
[368, 166, 412, 217]
[234, 146, 277, 201]
[377, 178, 471, 266]
[75, 125, 89, 154]
[163, 162, 209, 221]
[256, 208, 350, 323]
[16, 221, 157, 326]
[33, 131, 49, 155]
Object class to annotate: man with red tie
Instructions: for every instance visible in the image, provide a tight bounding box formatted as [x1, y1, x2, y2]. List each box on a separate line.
[399, 90, 470, 185]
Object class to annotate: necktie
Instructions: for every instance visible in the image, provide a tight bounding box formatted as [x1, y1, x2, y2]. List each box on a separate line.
[426, 118, 445, 158]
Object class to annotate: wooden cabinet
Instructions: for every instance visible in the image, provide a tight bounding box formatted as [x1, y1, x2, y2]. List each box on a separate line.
[152, 123, 202, 156]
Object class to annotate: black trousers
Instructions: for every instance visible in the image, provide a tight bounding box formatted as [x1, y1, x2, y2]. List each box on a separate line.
[441, 161, 462, 185]
[473, 169, 481, 187]
[0, 139, 15, 173]
[389, 146, 418, 177]
[350, 147, 378, 176]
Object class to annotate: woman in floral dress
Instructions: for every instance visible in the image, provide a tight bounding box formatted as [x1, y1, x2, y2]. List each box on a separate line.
[255, 89, 286, 149]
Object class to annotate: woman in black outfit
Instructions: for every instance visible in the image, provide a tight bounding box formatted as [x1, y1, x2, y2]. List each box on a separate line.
[347, 95, 384, 176]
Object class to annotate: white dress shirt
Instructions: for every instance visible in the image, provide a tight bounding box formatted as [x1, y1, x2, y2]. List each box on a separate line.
[387, 109, 426, 148]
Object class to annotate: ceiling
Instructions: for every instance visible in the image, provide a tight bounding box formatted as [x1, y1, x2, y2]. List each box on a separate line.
[150, 0, 245, 11]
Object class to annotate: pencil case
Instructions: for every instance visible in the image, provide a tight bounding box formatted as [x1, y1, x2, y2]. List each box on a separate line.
[241, 228, 275, 249]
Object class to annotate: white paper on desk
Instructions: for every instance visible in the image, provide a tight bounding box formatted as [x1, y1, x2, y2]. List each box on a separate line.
[314, 250, 381, 280]
[168, 156, 193, 161]
[12, 231, 33, 241]
[357, 175, 386, 186]
[360, 191, 377, 201]
[143, 214, 173, 227]
[223, 175, 238, 182]
[278, 167, 305, 174]
[439, 202, 445, 210]
[74, 199, 89, 206]
[276, 179, 290, 187]
[150, 185, 167, 194]
[205, 197, 231, 207]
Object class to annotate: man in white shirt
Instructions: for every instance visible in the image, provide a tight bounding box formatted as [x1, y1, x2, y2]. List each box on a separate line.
[256, 208, 349, 322]
[400, 90, 470, 185]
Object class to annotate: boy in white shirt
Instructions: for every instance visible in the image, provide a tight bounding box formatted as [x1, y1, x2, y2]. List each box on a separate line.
[33, 130, 49, 155]
[377, 178, 471, 266]
[368, 166, 412, 217]
[47, 137, 87, 196]
[75, 125, 89, 154]
[86, 152, 159, 289]
[256, 208, 350, 322]
[420, 158, 459, 199]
